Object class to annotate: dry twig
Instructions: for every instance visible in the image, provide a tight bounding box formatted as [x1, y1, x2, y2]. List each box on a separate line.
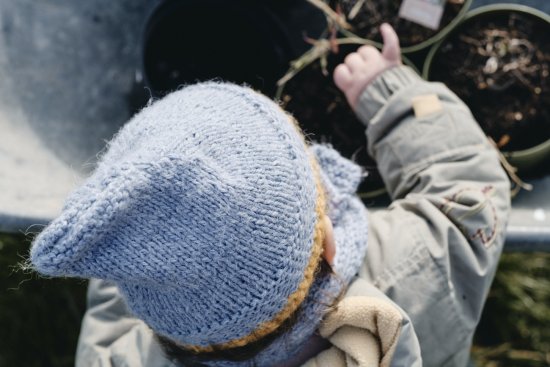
[488, 138, 533, 196]
[306, 0, 352, 30]
[277, 36, 374, 87]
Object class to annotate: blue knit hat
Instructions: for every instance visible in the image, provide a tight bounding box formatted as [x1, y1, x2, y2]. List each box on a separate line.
[30, 83, 368, 364]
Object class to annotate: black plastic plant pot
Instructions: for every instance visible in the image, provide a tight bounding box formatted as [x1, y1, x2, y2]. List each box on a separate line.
[142, 0, 326, 97]
[424, 5, 550, 174]
[333, 0, 472, 53]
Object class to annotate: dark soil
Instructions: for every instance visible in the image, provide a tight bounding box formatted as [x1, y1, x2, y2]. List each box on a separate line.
[334, 0, 466, 47]
[429, 11, 550, 152]
[279, 45, 385, 195]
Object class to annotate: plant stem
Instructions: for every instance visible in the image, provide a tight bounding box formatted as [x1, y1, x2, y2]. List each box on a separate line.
[306, 0, 352, 30]
[488, 138, 533, 196]
[276, 36, 377, 88]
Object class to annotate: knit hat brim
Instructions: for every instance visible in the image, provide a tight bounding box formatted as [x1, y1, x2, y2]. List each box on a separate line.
[213, 143, 369, 367]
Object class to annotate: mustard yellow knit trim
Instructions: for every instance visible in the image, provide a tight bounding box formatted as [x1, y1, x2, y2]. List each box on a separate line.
[181, 114, 328, 354]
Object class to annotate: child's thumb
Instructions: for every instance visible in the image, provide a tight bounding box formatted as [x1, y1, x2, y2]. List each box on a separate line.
[380, 23, 401, 63]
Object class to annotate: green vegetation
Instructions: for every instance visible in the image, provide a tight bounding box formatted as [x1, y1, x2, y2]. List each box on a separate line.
[0, 233, 86, 367]
[473, 253, 550, 366]
[0, 233, 548, 366]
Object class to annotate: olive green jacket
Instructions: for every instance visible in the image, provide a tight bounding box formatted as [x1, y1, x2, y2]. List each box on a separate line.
[76, 66, 511, 367]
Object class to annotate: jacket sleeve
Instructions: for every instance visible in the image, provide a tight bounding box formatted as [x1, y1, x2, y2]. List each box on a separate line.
[76, 278, 174, 367]
[355, 66, 511, 366]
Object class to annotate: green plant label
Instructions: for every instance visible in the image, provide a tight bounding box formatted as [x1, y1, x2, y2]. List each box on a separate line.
[398, 0, 446, 30]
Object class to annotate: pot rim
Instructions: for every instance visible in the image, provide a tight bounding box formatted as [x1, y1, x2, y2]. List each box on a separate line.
[504, 138, 550, 161]
[340, 0, 472, 54]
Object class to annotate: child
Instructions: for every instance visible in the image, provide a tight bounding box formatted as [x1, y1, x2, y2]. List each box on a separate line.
[31, 24, 510, 366]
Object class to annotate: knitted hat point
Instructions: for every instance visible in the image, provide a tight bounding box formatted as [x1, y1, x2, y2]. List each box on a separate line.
[30, 82, 369, 363]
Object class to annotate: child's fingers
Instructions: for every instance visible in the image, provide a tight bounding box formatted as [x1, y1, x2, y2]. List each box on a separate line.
[333, 64, 353, 90]
[357, 45, 380, 62]
[344, 53, 365, 73]
[380, 23, 401, 62]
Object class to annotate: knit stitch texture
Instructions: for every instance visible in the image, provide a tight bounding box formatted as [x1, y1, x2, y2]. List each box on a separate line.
[30, 82, 369, 365]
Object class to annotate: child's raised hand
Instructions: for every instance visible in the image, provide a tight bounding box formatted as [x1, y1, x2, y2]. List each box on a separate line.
[333, 23, 402, 110]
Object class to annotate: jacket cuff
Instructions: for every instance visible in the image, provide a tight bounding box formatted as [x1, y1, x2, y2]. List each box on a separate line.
[355, 65, 421, 125]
